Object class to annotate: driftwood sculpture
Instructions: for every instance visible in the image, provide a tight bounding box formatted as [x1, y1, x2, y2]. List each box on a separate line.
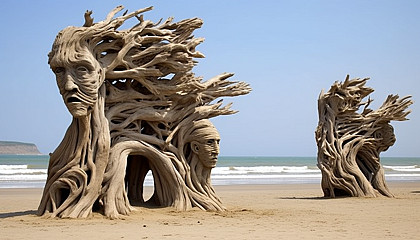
[38, 6, 250, 218]
[315, 75, 412, 198]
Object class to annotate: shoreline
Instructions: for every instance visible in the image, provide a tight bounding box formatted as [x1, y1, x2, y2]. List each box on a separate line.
[1, 182, 420, 239]
[2, 155, 420, 189]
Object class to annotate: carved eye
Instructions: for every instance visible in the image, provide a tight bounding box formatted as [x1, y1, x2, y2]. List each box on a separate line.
[206, 139, 220, 145]
[77, 66, 89, 73]
[374, 130, 383, 139]
[53, 67, 65, 75]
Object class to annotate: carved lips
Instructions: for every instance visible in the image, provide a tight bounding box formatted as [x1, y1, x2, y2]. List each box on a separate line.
[64, 93, 92, 117]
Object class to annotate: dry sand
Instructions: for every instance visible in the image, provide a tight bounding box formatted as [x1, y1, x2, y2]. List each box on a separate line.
[1, 182, 419, 239]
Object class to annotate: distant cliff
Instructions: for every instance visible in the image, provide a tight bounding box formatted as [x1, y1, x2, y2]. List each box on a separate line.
[0, 141, 42, 155]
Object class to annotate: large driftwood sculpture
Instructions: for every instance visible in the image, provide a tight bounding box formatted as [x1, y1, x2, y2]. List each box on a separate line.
[315, 75, 412, 198]
[38, 6, 251, 219]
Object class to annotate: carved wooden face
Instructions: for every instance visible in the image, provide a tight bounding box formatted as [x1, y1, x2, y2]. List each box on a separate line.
[374, 124, 396, 150]
[50, 47, 104, 118]
[191, 134, 221, 169]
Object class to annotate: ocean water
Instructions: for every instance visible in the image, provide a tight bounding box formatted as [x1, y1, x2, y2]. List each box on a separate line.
[1, 155, 419, 188]
[0, 155, 48, 188]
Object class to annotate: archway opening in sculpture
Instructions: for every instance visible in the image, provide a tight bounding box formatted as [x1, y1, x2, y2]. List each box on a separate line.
[125, 155, 157, 206]
[143, 170, 154, 203]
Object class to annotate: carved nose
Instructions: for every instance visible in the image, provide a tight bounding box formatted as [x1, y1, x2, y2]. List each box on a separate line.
[64, 75, 78, 92]
[213, 143, 220, 154]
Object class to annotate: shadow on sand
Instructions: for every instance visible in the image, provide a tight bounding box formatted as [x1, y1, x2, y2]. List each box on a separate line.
[0, 210, 36, 219]
[277, 196, 326, 200]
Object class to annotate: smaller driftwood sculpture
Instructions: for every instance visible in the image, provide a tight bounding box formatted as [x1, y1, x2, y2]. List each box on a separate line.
[38, 6, 251, 219]
[315, 75, 412, 198]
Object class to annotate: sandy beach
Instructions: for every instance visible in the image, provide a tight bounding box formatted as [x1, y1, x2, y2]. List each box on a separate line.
[1, 182, 419, 240]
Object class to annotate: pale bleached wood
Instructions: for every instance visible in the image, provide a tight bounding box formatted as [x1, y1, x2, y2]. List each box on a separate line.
[38, 5, 251, 218]
[315, 75, 412, 198]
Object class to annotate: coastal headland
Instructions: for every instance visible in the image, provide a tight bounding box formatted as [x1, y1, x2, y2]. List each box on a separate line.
[0, 141, 41, 155]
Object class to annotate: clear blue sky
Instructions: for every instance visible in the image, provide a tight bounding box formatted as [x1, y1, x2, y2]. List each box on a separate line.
[1, 0, 419, 157]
